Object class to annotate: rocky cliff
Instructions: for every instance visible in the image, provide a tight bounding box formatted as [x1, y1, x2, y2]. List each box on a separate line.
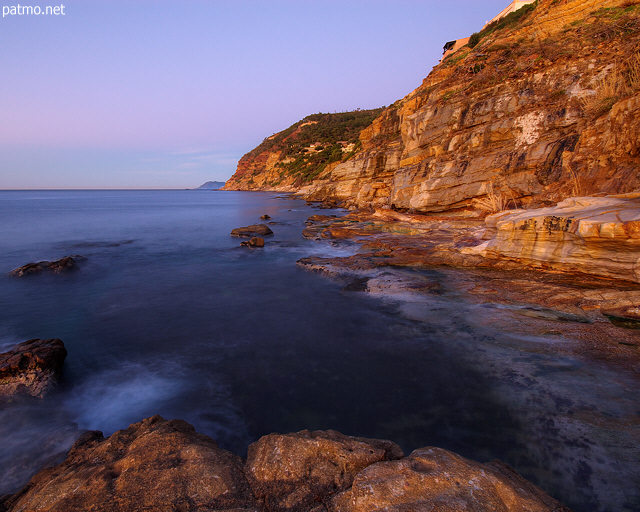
[224, 0, 640, 213]
[222, 109, 383, 191]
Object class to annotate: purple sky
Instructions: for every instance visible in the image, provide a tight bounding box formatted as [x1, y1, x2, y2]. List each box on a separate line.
[1, 0, 510, 189]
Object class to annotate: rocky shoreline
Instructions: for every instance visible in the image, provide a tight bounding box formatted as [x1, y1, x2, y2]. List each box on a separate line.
[3, 195, 640, 510]
[0, 415, 571, 512]
[296, 195, 640, 373]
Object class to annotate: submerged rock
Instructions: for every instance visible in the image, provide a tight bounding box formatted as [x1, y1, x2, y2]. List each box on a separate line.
[260, 214, 271, 220]
[0, 417, 572, 512]
[0, 416, 258, 512]
[241, 237, 265, 248]
[231, 224, 274, 237]
[10, 256, 78, 277]
[0, 339, 67, 398]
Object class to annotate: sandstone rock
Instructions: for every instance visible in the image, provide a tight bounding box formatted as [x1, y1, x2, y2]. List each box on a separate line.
[245, 429, 403, 511]
[241, 237, 265, 248]
[464, 195, 640, 282]
[1, 415, 259, 512]
[0, 339, 67, 398]
[10, 256, 77, 277]
[231, 224, 274, 237]
[0, 420, 574, 512]
[601, 305, 640, 329]
[331, 447, 571, 512]
[260, 214, 271, 220]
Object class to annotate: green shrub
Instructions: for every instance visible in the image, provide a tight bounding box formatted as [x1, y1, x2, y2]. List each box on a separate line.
[239, 107, 384, 183]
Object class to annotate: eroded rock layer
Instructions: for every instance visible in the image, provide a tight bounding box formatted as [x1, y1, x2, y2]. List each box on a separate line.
[465, 193, 640, 281]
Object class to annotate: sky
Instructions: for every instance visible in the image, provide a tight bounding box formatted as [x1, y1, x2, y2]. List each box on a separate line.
[0, 0, 511, 189]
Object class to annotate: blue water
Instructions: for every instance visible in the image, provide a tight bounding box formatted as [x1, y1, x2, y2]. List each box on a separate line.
[0, 190, 638, 512]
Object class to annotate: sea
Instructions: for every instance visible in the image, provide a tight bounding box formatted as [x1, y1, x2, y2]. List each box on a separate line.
[0, 190, 638, 512]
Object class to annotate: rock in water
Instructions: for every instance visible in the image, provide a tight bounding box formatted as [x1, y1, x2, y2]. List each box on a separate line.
[230, 224, 274, 237]
[240, 237, 265, 248]
[10, 256, 77, 277]
[332, 447, 572, 512]
[259, 214, 271, 220]
[0, 419, 572, 512]
[0, 339, 67, 398]
[245, 429, 403, 511]
[0, 416, 259, 512]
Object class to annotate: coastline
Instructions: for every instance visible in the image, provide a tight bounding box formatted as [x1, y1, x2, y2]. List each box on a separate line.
[1, 190, 639, 511]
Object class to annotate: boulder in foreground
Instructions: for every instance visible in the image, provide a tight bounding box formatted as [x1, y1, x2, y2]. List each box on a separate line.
[0, 417, 572, 512]
[231, 224, 274, 237]
[0, 339, 67, 398]
[1, 415, 259, 512]
[10, 256, 78, 277]
[246, 429, 403, 511]
[332, 447, 571, 512]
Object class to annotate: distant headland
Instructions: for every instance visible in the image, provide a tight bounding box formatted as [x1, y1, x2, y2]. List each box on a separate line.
[194, 181, 226, 190]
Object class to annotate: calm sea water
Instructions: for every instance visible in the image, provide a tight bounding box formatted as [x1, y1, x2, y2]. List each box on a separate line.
[0, 190, 638, 512]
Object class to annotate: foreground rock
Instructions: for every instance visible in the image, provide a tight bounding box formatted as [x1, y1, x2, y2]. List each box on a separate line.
[1, 417, 571, 512]
[1, 416, 259, 512]
[0, 339, 67, 398]
[241, 237, 265, 248]
[10, 256, 78, 277]
[246, 429, 403, 511]
[231, 224, 274, 237]
[332, 448, 571, 512]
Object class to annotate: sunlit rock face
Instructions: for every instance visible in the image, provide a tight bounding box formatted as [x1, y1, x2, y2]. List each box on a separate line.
[1, 418, 571, 512]
[245, 429, 403, 511]
[226, 0, 640, 214]
[332, 447, 571, 512]
[1, 416, 259, 512]
[464, 194, 640, 282]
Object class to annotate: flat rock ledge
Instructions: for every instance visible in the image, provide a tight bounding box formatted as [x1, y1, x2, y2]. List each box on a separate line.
[0, 339, 67, 398]
[0, 415, 571, 512]
[231, 224, 274, 237]
[465, 194, 640, 283]
[9, 256, 78, 277]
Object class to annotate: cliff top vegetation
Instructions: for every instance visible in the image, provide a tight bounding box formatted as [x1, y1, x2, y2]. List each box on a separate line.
[242, 108, 384, 183]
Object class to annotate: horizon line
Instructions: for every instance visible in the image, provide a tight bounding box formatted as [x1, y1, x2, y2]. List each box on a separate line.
[0, 187, 229, 191]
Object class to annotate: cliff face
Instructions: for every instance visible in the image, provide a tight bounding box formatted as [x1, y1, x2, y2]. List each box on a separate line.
[225, 0, 640, 212]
